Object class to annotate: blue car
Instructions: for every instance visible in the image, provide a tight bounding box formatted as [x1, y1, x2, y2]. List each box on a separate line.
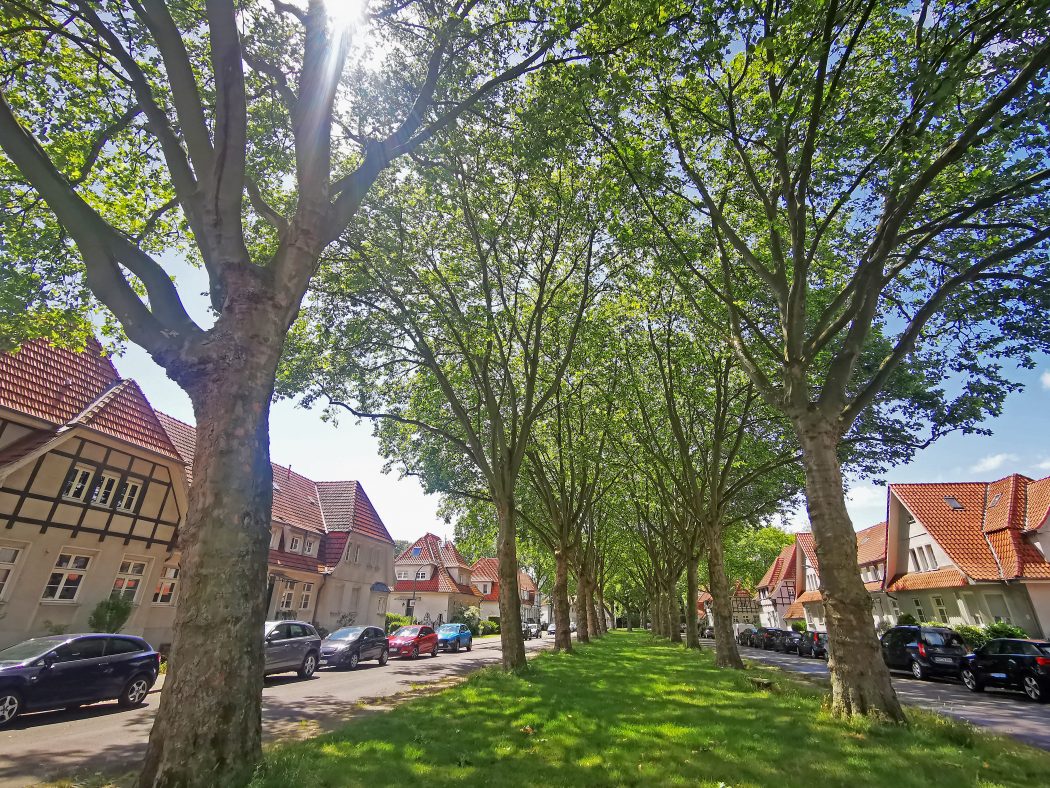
[437, 624, 472, 652]
[0, 633, 160, 727]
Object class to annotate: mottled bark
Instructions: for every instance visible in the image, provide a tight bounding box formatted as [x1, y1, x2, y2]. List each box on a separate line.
[596, 587, 608, 633]
[667, 577, 682, 643]
[708, 535, 743, 669]
[685, 554, 700, 649]
[495, 497, 527, 670]
[553, 549, 573, 652]
[139, 333, 280, 787]
[586, 577, 600, 639]
[798, 421, 905, 720]
[574, 581, 590, 644]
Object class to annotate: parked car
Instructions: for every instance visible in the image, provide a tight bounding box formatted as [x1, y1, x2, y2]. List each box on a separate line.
[318, 625, 389, 669]
[0, 633, 160, 727]
[388, 625, 439, 659]
[547, 624, 557, 637]
[437, 624, 473, 652]
[736, 628, 756, 646]
[757, 628, 787, 650]
[702, 627, 714, 639]
[961, 638, 1050, 702]
[880, 625, 967, 680]
[570, 622, 578, 633]
[798, 631, 828, 659]
[776, 632, 803, 654]
[522, 622, 534, 640]
[264, 620, 322, 678]
[522, 622, 541, 639]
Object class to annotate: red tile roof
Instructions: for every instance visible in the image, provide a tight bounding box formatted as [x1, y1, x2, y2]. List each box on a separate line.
[855, 522, 887, 566]
[315, 480, 394, 544]
[757, 544, 794, 591]
[1027, 477, 1050, 532]
[0, 340, 180, 460]
[890, 476, 1050, 583]
[518, 570, 537, 594]
[393, 566, 477, 596]
[395, 533, 444, 565]
[441, 541, 472, 569]
[268, 548, 324, 575]
[155, 413, 197, 482]
[471, 557, 500, 601]
[795, 532, 819, 573]
[887, 567, 967, 592]
[783, 600, 806, 620]
[795, 589, 823, 605]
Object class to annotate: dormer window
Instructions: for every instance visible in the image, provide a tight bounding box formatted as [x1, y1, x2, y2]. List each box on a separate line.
[416, 569, 428, 580]
[988, 493, 1002, 509]
[304, 538, 316, 556]
[289, 536, 302, 553]
[411, 547, 422, 557]
[945, 496, 964, 510]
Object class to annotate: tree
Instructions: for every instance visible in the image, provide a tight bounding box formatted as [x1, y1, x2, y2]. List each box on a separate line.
[603, 0, 1050, 719]
[0, 2, 616, 781]
[280, 113, 614, 669]
[720, 526, 795, 592]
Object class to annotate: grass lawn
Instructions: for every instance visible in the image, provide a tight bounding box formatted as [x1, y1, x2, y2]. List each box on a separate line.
[250, 631, 1050, 787]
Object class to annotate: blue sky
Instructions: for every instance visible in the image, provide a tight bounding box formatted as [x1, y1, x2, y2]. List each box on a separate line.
[110, 256, 1050, 543]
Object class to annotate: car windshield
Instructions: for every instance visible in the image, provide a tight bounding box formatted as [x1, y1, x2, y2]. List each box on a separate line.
[392, 627, 420, 637]
[327, 627, 364, 640]
[0, 637, 67, 662]
[1036, 643, 1050, 656]
[924, 630, 964, 647]
[438, 625, 460, 633]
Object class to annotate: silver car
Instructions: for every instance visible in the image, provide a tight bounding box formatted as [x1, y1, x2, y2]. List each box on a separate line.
[264, 620, 321, 679]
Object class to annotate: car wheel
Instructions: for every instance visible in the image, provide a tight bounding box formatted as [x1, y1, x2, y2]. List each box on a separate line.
[378, 648, 389, 666]
[452, 639, 459, 653]
[466, 638, 472, 652]
[0, 692, 21, 727]
[910, 659, 926, 680]
[411, 645, 420, 659]
[431, 643, 439, 657]
[347, 651, 360, 670]
[118, 674, 152, 708]
[298, 652, 317, 679]
[961, 668, 983, 693]
[1023, 675, 1046, 703]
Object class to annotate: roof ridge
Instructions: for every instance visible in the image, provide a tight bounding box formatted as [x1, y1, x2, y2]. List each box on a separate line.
[66, 378, 130, 427]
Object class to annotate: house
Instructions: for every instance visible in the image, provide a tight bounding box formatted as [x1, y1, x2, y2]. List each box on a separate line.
[0, 340, 187, 648]
[698, 582, 761, 633]
[393, 533, 478, 625]
[884, 475, 1050, 638]
[0, 339, 396, 649]
[157, 413, 396, 632]
[470, 557, 543, 625]
[755, 543, 796, 628]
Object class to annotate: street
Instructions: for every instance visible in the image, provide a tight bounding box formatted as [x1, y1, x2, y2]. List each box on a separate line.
[0, 636, 553, 788]
[725, 640, 1050, 751]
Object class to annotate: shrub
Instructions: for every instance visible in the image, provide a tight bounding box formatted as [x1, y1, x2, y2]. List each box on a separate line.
[984, 621, 1027, 640]
[479, 619, 500, 635]
[386, 613, 413, 633]
[88, 595, 134, 632]
[791, 620, 807, 632]
[955, 625, 987, 649]
[451, 606, 482, 636]
[896, 613, 918, 626]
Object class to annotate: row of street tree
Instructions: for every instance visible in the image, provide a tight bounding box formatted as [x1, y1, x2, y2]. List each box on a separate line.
[1, 0, 1047, 785]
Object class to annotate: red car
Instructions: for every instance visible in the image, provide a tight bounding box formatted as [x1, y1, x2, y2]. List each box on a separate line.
[388, 625, 439, 659]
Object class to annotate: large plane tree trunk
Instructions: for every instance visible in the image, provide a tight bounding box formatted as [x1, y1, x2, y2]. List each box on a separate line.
[553, 549, 573, 652]
[685, 553, 700, 649]
[797, 419, 905, 721]
[667, 575, 682, 644]
[708, 534, 744, 669]
[494, 497, 527, 670]
[140, 332, 281, 787]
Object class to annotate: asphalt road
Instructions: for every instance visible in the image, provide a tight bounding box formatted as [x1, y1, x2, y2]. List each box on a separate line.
[0, 635, 554, 788]
[723, 640, 1050, 751]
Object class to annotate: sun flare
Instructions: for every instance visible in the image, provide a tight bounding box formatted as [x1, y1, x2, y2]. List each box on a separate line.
[325, 0, 367, 29]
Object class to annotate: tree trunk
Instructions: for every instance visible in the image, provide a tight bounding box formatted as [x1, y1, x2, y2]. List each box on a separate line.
[708, 534, 744, 669]
[797, 420, 905, 721]
[553, 548, 573, 652]
[685, 553, 700, 649]
[495, 497, 526, 670]
[651, 585, 663, 637]
[667, 576, 682, 643]
[586, 575, 600, 639]
[626, 604, 633, 631]
[574, 577, 590, 644]
[597, 587, 609, 633]
[139, 347, 278, 787]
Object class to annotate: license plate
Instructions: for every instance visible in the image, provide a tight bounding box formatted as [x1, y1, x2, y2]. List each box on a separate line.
[991, 672, 1008, 679]
[933, 657, 953, 664]
[319, 659, 328, 665]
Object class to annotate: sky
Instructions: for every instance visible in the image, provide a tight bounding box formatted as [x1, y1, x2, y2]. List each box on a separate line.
[107, 256, 1050, 544]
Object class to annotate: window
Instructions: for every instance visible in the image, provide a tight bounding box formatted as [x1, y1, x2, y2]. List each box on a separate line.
[153, 564, 180, 604]
[411, 546, 422, 557]
[289, 536, 302, 553]
[93, 473, 120, 506]
[933, 595, 948, 622]
[42, 552, 92, 601]
[106, 637, 144, 655]
[113, 559, 148, 602]
[269, 530, 281, 549]
[62, 465, 94, 502]
[396, 570, 408, 580]
[299, 583, 314, 610]
[0, 545, 21, 599]
[353, 544, 361, 563]
[304, 538, 316, 556]
[350, 586, 361, 610]
[53, 637, 106, 662]
[416, 569, 427, 580]
[924, 545, 938, 571]
[278, 580, 295, 610]
[944, 496, 964, 510]
[116, 479, 142, 511]
[913, 598, 926, 621]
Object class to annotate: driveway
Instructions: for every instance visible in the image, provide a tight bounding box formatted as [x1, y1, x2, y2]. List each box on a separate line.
[0, 635, 554, 787]
[721, 640, 1050, 751]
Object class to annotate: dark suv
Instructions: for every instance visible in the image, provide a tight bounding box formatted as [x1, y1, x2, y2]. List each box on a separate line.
[757, 628, 787, 650]
[798, 631, 828, 659]
[880, 625, 967, 680]
[0, 634, 160, 727]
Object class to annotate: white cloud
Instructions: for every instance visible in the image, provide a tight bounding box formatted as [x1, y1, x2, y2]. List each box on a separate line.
[970, 453, 1017, 474]
[1037, 458, 1050, 472]
[1042, 370, 1050, 390]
